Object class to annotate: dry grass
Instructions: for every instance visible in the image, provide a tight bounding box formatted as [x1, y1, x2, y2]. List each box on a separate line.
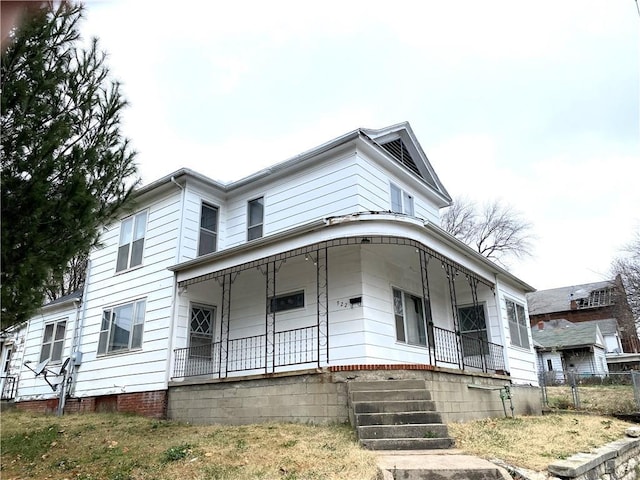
[0, 411, 379, 480]
[448, 413, 635, 471]
[545, 385, 637, 414]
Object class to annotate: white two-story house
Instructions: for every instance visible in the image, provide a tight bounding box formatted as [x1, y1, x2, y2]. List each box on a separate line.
[9, 122, 541, 424]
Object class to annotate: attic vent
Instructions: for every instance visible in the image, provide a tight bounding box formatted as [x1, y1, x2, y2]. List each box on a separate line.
[380, 139, 423, 179]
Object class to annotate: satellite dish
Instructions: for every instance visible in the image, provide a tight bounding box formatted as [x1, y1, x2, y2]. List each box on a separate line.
[34, 358, 49, 376]
[59, 357, 70, 375]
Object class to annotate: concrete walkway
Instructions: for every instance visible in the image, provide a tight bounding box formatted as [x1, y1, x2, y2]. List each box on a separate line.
[376, 449, 512, 480]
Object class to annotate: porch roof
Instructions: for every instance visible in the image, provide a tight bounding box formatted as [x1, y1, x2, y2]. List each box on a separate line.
[532, 323, 603, 351]
[168, 212, 533, 293]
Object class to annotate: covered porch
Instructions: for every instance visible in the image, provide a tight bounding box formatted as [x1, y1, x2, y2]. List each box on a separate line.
[170, 234, 507, 382]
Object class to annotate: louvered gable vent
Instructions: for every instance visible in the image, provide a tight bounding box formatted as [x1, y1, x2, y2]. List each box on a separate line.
[379, 138, 437, 188]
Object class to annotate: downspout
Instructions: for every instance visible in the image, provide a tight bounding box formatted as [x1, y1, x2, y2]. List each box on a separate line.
[165, 177, 186, 387]
[69, 259, 91, 398]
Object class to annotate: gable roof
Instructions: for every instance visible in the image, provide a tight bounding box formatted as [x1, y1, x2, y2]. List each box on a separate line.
[526, 279, 614, 315]
[134, 122, 452, 205]
[532, 322, 604, 351]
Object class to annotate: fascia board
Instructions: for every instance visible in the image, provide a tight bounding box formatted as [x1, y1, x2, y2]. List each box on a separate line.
[423, 221, 536, 293]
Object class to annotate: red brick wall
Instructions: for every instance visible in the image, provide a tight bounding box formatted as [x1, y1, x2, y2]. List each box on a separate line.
[15, 390, 167, 418]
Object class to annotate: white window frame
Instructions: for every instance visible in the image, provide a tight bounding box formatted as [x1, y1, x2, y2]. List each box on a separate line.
[506, 298, 530, 349]
[390, 183, 414, 215]
[198, 202, 219, 256]
[39, 318, 67, 364]
[116, 210, 148, 272]
[247, 197, 264, 241]
[393, 287, 428, 346]
[98, 299, 146, 355]
[269, 290, 305, 314]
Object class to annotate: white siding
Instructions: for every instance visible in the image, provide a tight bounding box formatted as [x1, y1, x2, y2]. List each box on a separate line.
[68, 190, 182, 397]
[16, 303, 77, 401]
[495, 279, 538, 385]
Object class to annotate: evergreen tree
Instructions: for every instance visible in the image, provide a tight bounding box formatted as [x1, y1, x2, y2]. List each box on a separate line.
[1, 3, 138, 330]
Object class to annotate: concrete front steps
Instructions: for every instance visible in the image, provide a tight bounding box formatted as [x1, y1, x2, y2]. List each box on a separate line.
[349, 379, 454, 450]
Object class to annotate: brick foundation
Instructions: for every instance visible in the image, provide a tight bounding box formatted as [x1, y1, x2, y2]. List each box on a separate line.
[15, 390, 167, 418]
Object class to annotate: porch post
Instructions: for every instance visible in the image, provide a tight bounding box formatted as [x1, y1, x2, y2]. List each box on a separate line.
[444, 263, 464, 369]
[419, 249, 435, 367]
[467, 275, 487, 372]
[217, 272, 234, 379]
[264, 261, 277, 374]
[316, 246, 329, 366]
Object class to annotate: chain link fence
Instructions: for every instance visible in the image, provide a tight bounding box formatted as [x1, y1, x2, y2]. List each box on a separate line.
[539, 371, 640, 415]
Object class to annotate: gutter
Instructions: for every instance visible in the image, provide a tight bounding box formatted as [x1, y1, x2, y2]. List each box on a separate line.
[169, 218, 328, 273]
[423, 221, 536, 293]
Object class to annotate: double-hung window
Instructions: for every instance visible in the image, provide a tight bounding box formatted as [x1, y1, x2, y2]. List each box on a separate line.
[98, 299, 146, 355]
[390, 184, 414, 215]
[198, 203, 218, 256]
[506, 299, 530, 349]
[393, 288, 428, 346]
[39, 319, 66, 363]
[116, 211, 148, 272]
[248, 197, 264, 241]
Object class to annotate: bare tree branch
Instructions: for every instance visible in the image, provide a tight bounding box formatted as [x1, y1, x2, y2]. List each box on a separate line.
[441, 197, 535, 267]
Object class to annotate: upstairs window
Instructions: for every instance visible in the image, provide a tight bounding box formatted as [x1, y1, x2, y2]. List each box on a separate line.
[248, 197, 264, 241]
[393, 288, 428, 346]
[116, 211, 148, 272]
[390, 184, 414, 216]
[198, 203, 219, 256]
[576, 288, 613, 309]
[39, 319, 66, 363]
[98, 299, 146, 355]
[506, 299, 530, 349]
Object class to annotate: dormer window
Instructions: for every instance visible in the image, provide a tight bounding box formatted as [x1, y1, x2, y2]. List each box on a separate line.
[248, 197, 264, 241]
[116, 211, 148, 272]
[390, 184, 414, 215]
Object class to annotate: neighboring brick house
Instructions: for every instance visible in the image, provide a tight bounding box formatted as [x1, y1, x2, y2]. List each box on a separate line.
[527, 276, 640, 354]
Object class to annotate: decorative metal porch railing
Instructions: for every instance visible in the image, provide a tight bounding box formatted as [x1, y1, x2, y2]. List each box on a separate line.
[173, 326, 319, 378]
[433, 326, 505, 373]
[173, 324, 505, 379]
[1, 376, 17, 400]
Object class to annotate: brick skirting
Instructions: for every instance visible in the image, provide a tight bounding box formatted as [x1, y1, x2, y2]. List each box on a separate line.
[15, 390, 167, 418]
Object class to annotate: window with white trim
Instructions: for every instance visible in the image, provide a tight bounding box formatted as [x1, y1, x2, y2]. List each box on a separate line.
[116, 211, 148, 272]
[390, 184, 414, 215]
[189, 304, 216, 358]
[393, 288, 428, 346]
[248, 197, 264, 241]
[269, 291, 304, 313]
[39, 319, 66, 363]
[98, 299, 146, 355]
[198, 203, 218, 256]
[506, 299, 530, 349]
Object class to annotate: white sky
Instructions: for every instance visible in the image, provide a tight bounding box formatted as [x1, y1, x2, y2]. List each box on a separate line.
[81, 0, 639, 291]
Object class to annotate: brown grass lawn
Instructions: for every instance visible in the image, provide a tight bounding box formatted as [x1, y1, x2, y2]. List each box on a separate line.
[544, 385, 637, 415]
[448, 413, 635, 471]
[0, 411, 379, 480]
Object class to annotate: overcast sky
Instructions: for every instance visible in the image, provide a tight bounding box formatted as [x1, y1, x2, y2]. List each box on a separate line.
[81, 0, 639, 291]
